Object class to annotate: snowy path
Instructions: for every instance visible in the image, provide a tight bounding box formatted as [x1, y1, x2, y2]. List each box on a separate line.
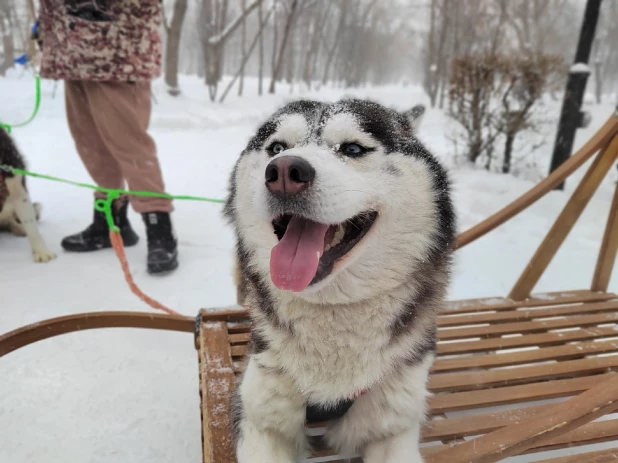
[1, 74, 616, 462]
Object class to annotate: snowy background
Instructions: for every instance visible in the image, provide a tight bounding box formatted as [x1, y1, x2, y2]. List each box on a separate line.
[1, 71, 617, 462]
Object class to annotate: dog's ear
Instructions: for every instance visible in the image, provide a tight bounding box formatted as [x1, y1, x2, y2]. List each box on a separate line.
[402, 104, 425, 133]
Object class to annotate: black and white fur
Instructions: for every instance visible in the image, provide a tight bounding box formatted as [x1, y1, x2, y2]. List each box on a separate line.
[224, 99, 455, 462]
[0, 129, 55, 263]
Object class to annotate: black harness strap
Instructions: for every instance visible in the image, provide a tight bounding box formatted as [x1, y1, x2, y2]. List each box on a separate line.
[306, 397, 356, 424]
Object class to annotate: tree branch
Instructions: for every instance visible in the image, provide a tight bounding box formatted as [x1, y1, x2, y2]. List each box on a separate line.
[208, 0, 260, 45]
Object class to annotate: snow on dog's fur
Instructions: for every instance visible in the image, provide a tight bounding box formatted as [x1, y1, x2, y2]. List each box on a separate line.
[0, 129, 55, 263]
[224, 99, 455, 462]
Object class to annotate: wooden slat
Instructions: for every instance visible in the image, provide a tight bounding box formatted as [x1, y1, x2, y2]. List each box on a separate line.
[226, 292, 618, 338]
[422, 419, 618, 458]
[422, 403, 554, 442]
[198, 322, 237, 463]
[224, 291, 618, 339]
[510, 136, 618, 301]
[521, 419, 618, 455]
[318, 415, 618, 462]
[455, 114, 618, 249]
[230, 325, 618, 358]
[432, 339, 618, 373]
[425, 374, 618, 463]
[232, 330, 618, 363]
[428, 373, 615, 414]
[438, 326, 618, 356]
[429, 355, 618, 393]
[536, 447, 618, 462]
[199, 306, 249, 322]
[593, 183, 618, 292]
[438, 299, 618, 328]
[230, 313, 618, 344]
[440, 290, 617, 316]
[229, 332, 250, 345]
[438, 312, 618, 341]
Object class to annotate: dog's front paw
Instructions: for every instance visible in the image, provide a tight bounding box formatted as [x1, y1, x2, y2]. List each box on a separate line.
[33, 248, 56, 263]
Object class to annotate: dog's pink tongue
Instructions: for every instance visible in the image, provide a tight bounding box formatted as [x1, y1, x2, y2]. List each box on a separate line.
[270, 217, 328, 292]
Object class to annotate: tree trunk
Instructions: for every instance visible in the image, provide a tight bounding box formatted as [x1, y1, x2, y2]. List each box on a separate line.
[164, 0, 188, 96]
[321, 0, 349, 85]
[284, 21, 295, 84]
[214, 0, 229, 84]
[269, 0, 299, 94]
[26, 0, 36, 22]
[238, 0, 246, 96]
[271, 1, 278, 79]
[502, 132, 515, 174]
[258, 0, 264, 95]
[468, 135, 483, 164]
[0, 4, 15, 76]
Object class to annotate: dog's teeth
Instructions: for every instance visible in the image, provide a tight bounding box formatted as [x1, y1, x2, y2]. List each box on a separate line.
[325, 244, 331, 252]
[328, 225, 346, 248]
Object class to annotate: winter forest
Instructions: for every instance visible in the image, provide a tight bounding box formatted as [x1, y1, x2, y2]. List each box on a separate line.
[1, 0, 618, 176]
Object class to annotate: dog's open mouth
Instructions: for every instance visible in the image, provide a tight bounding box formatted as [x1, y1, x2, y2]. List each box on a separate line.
[270, 211, 378, 292]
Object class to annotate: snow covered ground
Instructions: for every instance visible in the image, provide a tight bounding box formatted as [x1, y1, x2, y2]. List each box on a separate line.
[1, 71, 617, 463]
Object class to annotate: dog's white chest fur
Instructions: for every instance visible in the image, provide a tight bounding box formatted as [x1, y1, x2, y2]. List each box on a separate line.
[262, 298, 395, 404]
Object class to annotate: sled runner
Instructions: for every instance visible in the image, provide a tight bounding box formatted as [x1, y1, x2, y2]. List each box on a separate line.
[2, 110, 618, 462]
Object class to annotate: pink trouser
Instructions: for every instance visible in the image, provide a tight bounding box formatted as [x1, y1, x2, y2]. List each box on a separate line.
[64, 80, 173, 213]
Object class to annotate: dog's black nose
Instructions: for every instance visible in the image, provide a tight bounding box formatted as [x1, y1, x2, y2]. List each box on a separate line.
[265, 156, 315, 196]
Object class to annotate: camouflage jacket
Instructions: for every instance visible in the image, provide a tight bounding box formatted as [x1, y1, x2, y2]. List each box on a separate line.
[38, 0, 162, 82]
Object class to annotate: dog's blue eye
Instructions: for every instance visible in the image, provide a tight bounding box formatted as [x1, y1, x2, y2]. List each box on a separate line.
[342, 143, 364, 156]
[269, 142, 286, 155]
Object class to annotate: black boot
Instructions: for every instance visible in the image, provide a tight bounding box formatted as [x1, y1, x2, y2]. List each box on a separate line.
[142, 211, 178, 274]
[61, 199, 139, 252]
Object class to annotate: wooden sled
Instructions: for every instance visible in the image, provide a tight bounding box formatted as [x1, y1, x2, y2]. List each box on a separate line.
[2, 111, 618, 462]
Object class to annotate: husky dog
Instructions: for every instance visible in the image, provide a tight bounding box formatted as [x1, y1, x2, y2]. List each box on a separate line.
[0, 129, 55, 262]
[224, 99, 454, 463]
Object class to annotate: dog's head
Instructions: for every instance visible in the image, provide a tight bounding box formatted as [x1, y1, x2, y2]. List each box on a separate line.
[225, 99, 454, 304]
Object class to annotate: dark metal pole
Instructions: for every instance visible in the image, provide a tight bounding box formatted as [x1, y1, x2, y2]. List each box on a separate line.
[548, 0, 603, 190]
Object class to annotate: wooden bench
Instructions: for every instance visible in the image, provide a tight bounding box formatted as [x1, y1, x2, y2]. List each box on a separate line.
[2, 110, 618, 462]
[196, 291, 618, 463]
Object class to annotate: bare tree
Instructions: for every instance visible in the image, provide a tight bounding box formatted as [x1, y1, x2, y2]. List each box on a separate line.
[592, 0, 618, 102]
[220, 2, 275, 102]
[200, 0, 260, 101]
[163, 0, 188, 96]
[321, 0, 349, 84]
[0, 0, 15, 76]
[268, 0, 299, 93]
[238, 0, 247, 96]
[423, 0, 450, 107]
[257, 0, 264, 95]
[448, 52, 508, 165]
[497, 53, 567, 173]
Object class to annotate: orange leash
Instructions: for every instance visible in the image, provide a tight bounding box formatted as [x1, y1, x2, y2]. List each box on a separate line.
[109, 230, 179, 316]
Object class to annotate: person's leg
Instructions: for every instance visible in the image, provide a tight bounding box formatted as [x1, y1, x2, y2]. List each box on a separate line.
[61, 80, 139, 252]
[84, 81, 178, 274]
[84, 80, 172, 213]
[64, 80, 124, 193]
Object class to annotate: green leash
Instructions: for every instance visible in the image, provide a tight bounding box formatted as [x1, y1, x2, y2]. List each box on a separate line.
[0, 76, 42, 133]
[0, 165, 225, 233]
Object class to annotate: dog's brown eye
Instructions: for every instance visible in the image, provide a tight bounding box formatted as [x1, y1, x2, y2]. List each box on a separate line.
[268, 142, 286, 155]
